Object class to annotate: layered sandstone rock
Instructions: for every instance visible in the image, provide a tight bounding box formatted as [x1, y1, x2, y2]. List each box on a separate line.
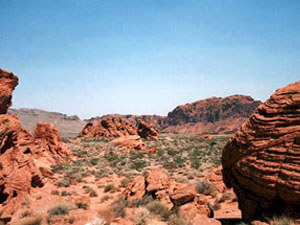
[0, 69, 72, 221]
[35, 122, 73, 161]
[78, 117, 137, 138]
[222, 81, 300, 221]
[205, 166, 226, 193]
[170, 183, 197, 206]
[146, 169, 171, 192]
[137, 121, 160, 140]
[0, 115, 44, 220]
[0, 69, 19, 114]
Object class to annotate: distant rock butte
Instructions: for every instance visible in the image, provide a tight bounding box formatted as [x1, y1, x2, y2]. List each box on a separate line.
[163, 95, 262, 134]
[222, 81, 300, 222]
[0, 69, 72, 221]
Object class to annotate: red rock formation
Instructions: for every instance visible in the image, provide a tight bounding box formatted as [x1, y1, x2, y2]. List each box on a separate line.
[205, 166, 226, 193]
[137, 121, 160, 140]
[0, 115, 44, 220]
[78, 117, 137, 138]
[123, 176, 145, 200]
[110, 135, 146, 150]
[35, 122, 73, 161]
[0, 69, 18, 114]
[222, 81, 300, 222]
[170, 183, 197, 206]
[163, 95, 261, 134]
[146, 169, 171, 192]
[0, 69, 72, 221]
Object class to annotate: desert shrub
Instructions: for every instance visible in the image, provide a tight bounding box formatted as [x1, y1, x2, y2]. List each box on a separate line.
[120, 178, 130, 187]
[146, 200, 171, 221]
[56, 178, 70, 187]
[130, 160, 147, 171]
[48, 204, 69, 218]
[68, 216, 76, 224]
[21, 210, 32, 218]
[61, 191, 72, 196]
[212, 201, 221, 210]
[90, 158, 99, 166]
[112, 197, 128, 218]
[104, 184, 116, 193]
[101, 195, 112, 202]
[76, 202, 89, 210]
[129, 195, 154, 208]
[51, 190, 59, 195]
[18, 216, 42, 225]
[194, 181, 217, 195]
[168, 214, 191, 225]
[89, 190, 98, 197]
[134, 207, 150, 225]
[267, 216, 298, 225]
[217, 193, 233, 203]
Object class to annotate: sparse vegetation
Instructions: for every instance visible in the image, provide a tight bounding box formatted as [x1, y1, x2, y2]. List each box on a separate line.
[134, 207, 150, 225]
[146, 200, 171, 221]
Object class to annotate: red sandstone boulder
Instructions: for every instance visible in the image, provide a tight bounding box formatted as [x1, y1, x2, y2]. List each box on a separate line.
[35, 122, 73, 161]
[0, 69, 18, 114]
[146, 169, 171, 192]
[170, 183, 197, 206]
[178, 194, 212, 221]
[124, 176, 146, 200]
[78, 117, 137, 138]
[222, 80, 300, 221]
[110, 135, 146, 150]
[137, 120, 160, 140]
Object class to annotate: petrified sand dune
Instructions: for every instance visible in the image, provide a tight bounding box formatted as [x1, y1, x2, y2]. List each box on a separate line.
[137, 120, 160, 140]
[222, 80, 300, 221]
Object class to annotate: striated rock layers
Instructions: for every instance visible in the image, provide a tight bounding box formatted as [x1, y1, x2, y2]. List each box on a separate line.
[78, 117, 137, 138]
[222, 81, 300, 222]
[164, 95, 262, 134]
[0, 69, 72, 221]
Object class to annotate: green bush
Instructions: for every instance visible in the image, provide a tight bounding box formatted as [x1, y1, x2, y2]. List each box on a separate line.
[146, 200, 171, 221]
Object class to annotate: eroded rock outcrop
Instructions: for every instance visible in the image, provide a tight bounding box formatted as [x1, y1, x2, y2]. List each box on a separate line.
[137, 121, 160, 140]
[78, 117, 137, 138]
[222, 81, 300, 222]
[0, 69, 18, 114]
[35, 122, 73, 161]
[0, 69, 72, 221]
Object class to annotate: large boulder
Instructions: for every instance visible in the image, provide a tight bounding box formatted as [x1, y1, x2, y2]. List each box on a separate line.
[137, 121, 160, 140]
[170, 183, 197, 206]
[222, 81, 300, 221]
[146, 169, 171, 192]
[0, 69, 18, 114]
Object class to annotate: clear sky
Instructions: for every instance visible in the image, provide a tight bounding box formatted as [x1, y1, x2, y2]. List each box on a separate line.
[1, 0, 299, 119]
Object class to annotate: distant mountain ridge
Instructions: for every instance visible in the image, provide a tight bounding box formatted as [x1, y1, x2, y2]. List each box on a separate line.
[9, 94, 262, 137]
[89, 95, 262, 135]
[8, 108, 86, 137]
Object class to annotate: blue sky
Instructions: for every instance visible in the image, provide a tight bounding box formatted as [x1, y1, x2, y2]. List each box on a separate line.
[1, 0, 300, 119]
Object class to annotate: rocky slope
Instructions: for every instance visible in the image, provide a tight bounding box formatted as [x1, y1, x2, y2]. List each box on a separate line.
[222, 81, 300, 222]
[163, 95, 262, 134]
[8, 108, 86, 138]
